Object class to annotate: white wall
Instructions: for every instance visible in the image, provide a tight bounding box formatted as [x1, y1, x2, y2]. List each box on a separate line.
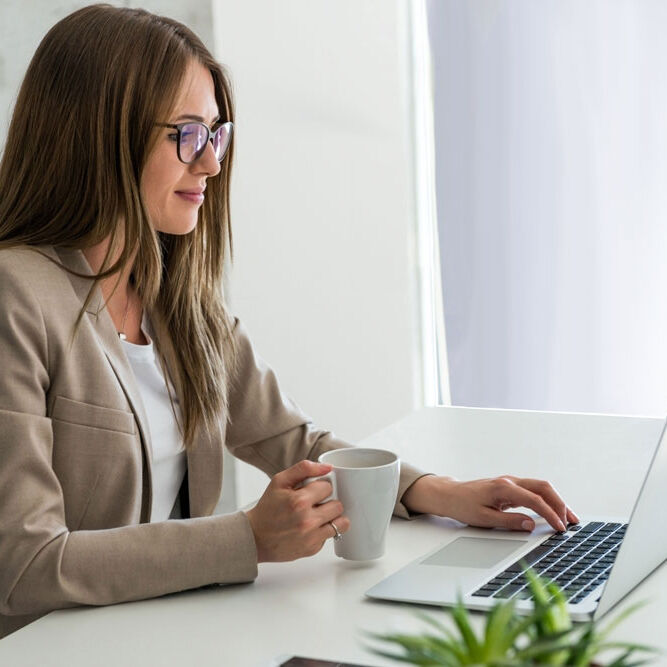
[0, 0, 215, 151]
[429, 0, 667, 417]
[214, 0, 423, 506]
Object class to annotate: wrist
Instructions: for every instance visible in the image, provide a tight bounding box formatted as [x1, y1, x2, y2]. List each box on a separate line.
[402, 474, 458, 515]
[244, 508, 266, 563]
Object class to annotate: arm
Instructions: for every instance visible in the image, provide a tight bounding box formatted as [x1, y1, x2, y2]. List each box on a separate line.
[0, 261, 256, 622]
[222, 320, 578, 536]
[224, 318, 430, 519]
[401, 474, 580, 532]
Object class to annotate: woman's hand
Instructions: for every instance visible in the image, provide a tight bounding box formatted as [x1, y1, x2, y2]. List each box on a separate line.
[245, 460, 350, 563]
[401, 474, 580, 532]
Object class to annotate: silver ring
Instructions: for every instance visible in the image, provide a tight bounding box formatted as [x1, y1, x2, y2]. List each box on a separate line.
[329, 520, 343, 541]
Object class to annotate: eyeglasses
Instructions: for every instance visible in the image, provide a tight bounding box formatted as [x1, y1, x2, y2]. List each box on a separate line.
[155, 120, 233, 164]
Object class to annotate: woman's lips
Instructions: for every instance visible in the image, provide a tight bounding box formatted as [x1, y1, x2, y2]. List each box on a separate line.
[175, 191, 204, 204]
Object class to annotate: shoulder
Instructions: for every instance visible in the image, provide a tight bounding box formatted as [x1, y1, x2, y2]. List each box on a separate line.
[0, 245, 72, 294]
[0, 245, 79, 331]
[0, 244, 63, 278]
[0, 247, 53, 364]
[0, 244, 62, 269]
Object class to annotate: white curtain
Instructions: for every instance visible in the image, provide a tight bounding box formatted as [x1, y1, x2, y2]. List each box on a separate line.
[428, 0, 667, 415]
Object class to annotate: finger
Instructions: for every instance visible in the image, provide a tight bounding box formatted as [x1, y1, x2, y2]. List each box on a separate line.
[514, 478, 569, 527]
[477, 507, 537, 532]
[275, 460, 333, 489]
[313, 498, 345, 525]
[317, 514, 351, 542]
[566, 506, 581, 524]
[299, 479, 334, 504]
[494, 482, 566, 532]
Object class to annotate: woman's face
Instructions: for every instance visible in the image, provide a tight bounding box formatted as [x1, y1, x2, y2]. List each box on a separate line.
[141, 60, 222, 235]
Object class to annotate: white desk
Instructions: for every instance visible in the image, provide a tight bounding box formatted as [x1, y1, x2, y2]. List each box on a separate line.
[2, 406, 666, 666]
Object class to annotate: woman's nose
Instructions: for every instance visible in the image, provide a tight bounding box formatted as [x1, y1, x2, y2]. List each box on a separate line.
[192, 140, 221, 177]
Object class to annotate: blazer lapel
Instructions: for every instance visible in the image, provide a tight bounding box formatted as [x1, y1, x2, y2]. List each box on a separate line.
[52, 246, 154, 522]
[149, 309, 223, 517]
[186, 424, 224, 517]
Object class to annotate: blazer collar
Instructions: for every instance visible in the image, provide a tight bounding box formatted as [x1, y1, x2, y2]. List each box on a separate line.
[51, 246, 154, 521]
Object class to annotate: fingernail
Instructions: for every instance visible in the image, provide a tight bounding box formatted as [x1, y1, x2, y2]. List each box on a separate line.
[521, 520, 533, 531]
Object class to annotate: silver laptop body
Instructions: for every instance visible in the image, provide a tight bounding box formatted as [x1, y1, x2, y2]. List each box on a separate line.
[366, 418, 667, 622]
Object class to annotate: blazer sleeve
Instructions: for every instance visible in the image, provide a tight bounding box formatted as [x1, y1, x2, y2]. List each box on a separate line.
[0, 265, 257, 623]
[225, 318, 431, 518]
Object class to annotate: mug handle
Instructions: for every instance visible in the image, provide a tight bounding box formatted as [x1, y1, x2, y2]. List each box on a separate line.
[299, 471, 337, 505]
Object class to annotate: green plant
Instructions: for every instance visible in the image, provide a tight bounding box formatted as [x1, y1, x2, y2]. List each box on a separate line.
[366, 569, 658, 666]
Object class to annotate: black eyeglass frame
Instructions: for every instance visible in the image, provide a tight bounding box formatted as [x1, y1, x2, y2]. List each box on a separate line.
[155, 120, 233, 164]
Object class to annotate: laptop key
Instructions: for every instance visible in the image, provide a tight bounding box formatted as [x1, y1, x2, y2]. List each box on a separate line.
[483, 583, 504, 592]
[472, 588, 495, 597]
[515, 588, 533, 600]
[563, 587, 582, 599]
[494, 583, 523, 598]
[580, 522, 604, 533]
[503, 561, 526, 574]
[520, 545, 554, 565]
[572, 547, 591, 556]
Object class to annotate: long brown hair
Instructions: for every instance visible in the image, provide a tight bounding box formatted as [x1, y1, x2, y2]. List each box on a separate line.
[0, 4, 236, 448]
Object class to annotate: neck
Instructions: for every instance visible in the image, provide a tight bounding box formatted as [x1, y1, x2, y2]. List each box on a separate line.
[82, 237, 145, 343]
[82, 237, 136, 302]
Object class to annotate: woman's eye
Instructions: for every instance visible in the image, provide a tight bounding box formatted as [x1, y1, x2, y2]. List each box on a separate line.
[167, 133, 178, 142]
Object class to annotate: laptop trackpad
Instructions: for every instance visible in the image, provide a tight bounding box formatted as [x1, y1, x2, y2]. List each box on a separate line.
[422, 537, 528, 568]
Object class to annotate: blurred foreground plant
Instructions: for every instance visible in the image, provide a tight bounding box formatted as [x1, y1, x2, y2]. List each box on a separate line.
[367, 569, 658, 666]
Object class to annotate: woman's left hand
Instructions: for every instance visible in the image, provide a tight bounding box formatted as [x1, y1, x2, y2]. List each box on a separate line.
[401, 474, 580, 533]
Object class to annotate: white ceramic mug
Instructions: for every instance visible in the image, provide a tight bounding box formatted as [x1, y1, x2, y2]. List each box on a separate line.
[304, 448, 400, 561]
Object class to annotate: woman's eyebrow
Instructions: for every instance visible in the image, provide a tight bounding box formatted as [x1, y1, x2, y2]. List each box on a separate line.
[173, 113, 221, 124]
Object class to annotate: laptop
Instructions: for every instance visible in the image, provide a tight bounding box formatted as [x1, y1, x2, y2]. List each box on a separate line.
[366, 417, 667, 621]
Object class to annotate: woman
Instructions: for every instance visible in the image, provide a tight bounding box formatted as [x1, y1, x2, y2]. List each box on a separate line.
[0, 5, 578, 638]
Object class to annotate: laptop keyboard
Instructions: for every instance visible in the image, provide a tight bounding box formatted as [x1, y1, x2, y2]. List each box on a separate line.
[471, 521, 627, 604]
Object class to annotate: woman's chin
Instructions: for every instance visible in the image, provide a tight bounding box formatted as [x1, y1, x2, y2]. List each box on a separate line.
[153, 219, 198, 235]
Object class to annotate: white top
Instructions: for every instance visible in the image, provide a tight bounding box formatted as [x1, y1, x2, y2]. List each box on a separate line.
[120, 325, 186, 523]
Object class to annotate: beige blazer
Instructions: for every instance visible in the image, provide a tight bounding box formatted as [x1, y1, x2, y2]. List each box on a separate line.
[0, 245, 427, 638]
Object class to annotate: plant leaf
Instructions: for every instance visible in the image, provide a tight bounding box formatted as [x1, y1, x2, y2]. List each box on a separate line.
[451, 597, 482, 659]
[604, 646, 658, 667]
[365, 630, 467, 664]
[598, 640, 659, 651]
[414, 610, 462, 646]
[596, 600, 651, 643]
[366, 646, 455, 666]
[483, 599, 519, 657]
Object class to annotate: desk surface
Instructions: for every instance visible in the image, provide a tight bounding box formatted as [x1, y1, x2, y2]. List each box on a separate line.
[2, 406, 666, 667]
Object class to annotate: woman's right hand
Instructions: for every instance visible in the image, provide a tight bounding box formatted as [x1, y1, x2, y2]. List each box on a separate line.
[245, 460, 350, 563]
